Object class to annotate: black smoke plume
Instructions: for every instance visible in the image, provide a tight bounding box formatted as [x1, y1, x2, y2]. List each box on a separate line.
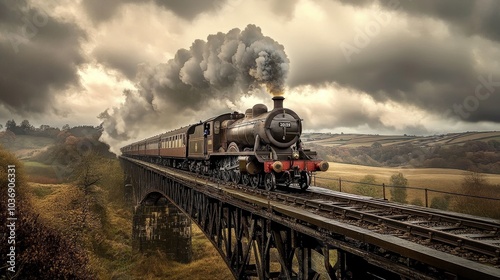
[100, 24, 289, 146]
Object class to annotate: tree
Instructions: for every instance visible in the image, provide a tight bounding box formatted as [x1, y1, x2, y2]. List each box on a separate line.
[39, 124, 50, 130]
[62, 124, 71, 130]
[390, 172, 408, 203]
[354, 175, 381, 197]
[5, 119, 16, 131]
[20, 119, 34, 134]
[461, 172, 486, 191]
[74, 151, 103, 194]
[452, 172, 500, 218]
[72, 151, 104, 229]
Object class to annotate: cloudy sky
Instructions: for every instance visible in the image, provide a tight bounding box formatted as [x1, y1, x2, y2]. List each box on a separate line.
[1, 0, 499, 150]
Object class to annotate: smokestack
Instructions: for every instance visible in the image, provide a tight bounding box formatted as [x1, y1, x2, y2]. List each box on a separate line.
[272, 96, 284, 110]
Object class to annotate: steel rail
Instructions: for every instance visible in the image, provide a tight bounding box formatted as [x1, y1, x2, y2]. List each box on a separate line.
[241, 186, 500, 259]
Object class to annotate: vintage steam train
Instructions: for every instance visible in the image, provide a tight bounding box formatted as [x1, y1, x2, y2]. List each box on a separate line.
[121, 96, 329, 191]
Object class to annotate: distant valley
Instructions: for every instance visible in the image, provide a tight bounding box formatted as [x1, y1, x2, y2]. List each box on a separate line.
[303, 131, 500, 174]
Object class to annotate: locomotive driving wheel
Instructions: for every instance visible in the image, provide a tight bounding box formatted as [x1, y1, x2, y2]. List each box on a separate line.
[231, 170, 241, 184]
[221, 170, 230, 182]
[241, 173, 250, 186]
[250, 174, 260, 188]
[264, 173, 276, 191]
[211, 169, 218, 180]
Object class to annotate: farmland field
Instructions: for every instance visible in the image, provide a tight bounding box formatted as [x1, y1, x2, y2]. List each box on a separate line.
[314, 162, 500, 216]
[319, 162, 500, 189]
[303, 131, 500, 148]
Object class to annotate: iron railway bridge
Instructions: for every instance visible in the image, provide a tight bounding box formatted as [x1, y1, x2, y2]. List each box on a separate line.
[120, 156, 500, 280]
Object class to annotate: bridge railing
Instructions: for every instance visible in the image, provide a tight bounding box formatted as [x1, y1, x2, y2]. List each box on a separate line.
[312, 175, 500, 219]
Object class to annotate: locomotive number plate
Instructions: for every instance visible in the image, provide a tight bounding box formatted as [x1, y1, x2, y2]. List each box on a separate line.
[279, 122, 291, 128]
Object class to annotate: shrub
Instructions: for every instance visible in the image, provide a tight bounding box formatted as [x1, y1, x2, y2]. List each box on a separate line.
[354, 175, 381, 198]
[389, 173, 408, 204]
[430, 196, 451, 210]
[0, 147, 95, 279]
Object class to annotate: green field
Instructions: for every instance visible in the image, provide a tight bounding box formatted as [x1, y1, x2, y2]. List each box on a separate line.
[22, 160, 63, 184]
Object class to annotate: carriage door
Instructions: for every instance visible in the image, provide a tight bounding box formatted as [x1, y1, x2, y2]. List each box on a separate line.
[203, 122, 211, 156]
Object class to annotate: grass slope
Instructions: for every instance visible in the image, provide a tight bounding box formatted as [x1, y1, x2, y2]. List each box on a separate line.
[26, 176, 233, 279]
[5, 135, 55, 158]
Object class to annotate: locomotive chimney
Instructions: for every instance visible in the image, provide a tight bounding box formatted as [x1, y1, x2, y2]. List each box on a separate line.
[272, 96, 284, 110]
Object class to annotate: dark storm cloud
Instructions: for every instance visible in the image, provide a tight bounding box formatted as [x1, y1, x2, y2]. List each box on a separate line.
[81, 0, 124, 24]
[92, 44, 149, 80]
[339, 0, 500, 42]
[100, 24, 290, 141]
[82, 0, 228, 24]
[154, 0, 228, 20]
[336, 38, 476, 108]
[0, 1, 87, 115]
[290, 31, 500, 123]
[285, 1, 500, 125]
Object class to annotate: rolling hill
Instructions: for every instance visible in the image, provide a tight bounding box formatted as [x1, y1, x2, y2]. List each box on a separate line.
[303, 131, 500, 148]
[303, 131, 500, 174]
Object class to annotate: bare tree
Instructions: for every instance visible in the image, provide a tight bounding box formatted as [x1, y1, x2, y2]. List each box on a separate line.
[72, 151, 103, 229]
[74, 152, 102, 192]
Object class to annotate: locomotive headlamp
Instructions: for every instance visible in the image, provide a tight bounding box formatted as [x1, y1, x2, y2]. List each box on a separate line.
[292, 151, 300, 160]
[317, 161, 329, 172]
[272, 161, 283, 173]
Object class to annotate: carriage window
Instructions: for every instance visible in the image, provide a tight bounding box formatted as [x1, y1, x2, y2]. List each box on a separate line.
[214, 121, 220, 134]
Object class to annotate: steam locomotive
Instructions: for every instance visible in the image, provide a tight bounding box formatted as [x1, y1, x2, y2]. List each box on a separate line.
[121, 96, 329, 191]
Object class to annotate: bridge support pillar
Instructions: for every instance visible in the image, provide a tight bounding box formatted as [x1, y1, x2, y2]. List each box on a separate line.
[132, 198, 192, 263]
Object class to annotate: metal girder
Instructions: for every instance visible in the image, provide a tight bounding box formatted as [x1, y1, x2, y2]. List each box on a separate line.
[122, 157, 483, 280]
[122, 158, 342, 279]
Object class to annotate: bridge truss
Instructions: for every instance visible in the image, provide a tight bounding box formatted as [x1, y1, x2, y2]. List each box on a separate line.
[121, 156, 500, 280]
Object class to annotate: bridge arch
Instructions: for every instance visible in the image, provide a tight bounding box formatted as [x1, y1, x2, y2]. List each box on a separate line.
[140, 190, 169, 206]
[133, 189, 192, 263]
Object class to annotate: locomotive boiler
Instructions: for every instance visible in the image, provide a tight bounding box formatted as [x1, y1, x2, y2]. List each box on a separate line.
[225, 96, 301, 149]
[121, 96, 329, 191]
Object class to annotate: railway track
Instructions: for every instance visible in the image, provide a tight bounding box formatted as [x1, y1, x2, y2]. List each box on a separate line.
[269, 187, 499, 263]
[209, 169, 500, 266]
[229, 183, 500, 266]
[131, 157, 500, 269]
